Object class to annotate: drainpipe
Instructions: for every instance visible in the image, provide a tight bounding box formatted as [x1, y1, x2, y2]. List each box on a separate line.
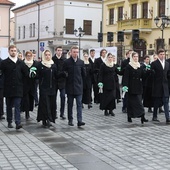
[36, 2, 40, 58]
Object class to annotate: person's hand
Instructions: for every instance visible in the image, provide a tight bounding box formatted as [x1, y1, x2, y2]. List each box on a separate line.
[29, 67, 37, 78]
[98, 82, 103, 88]
[122, 86, 128, 92]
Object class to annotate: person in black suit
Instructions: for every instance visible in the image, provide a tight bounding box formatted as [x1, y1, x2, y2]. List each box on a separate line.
[0, 45, 28, 129]
[52, 46, 66, 120]
[94, 49, 107, 104]
[151, 49, 170, 123]
[89, 49, 97, 104]
[63, 46, 86, 127]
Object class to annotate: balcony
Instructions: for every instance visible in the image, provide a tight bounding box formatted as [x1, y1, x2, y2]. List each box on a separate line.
[117, 18, 152, 31]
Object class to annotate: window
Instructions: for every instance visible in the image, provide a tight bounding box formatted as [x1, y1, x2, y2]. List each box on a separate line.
[33, 23, 35, 37]
[18, 27, 21, 39]
[159, 0, 165, 17]
[142, 2, 148, 18]
[66, 19, 74, 34]
[23, 26, 25, 39]
[109, 8, 114, 24]
[83, 20, 92, 35]
[118, 7, 123, 21]
[29, 24, 32, 37]
[131, 4, 137, 19]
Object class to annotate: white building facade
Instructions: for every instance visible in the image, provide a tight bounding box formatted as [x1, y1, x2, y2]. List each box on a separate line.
[12, 0, 102, 58]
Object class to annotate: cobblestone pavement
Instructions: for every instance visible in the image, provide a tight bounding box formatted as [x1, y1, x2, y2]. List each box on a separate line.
[1, 100, 170, 170]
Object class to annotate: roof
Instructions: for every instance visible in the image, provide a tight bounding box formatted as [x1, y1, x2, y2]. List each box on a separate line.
[0, 0, 15, 5]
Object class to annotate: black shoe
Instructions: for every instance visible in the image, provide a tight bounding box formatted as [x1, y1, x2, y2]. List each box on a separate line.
[141, 117, 148, 124]
[56, 115, 58, 119]
[60, 116, 66, 120]
[159, 108, 164, 113]
[0, 115, 5, 120]
[35, 103, 39, 107]
[68, 120, 74, 126]
[109, 110, 115, 116]
[25, 112, 30, 120]
[88, 104, 92, 109]
[128, 117, 132, 123]
[16, 124, 22, 129]
[8, 123, 14, 128]
[152, 118, 160, 122]
[104, 110, 109, 116]
[148, 108, 153, 113]
[77, 121, 85, 127]
[46, 120, 52, 127]
[42, 120, 47, 126]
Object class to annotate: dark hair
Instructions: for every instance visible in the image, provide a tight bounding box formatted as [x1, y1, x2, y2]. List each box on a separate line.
[100, 49, 107, 56]
[143, 55, 150, 60]
[55, 46, 62, 51]
[126, 49, 133, 56]
[90, 49, 95, 53]
[157, 49, 165, 54]
[131, 52, 138, 57]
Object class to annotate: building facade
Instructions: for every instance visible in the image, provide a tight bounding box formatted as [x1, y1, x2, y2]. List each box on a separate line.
[0, 0, 15, 48]
[103, 0, 170, 62]
[12, 0, 102, 58]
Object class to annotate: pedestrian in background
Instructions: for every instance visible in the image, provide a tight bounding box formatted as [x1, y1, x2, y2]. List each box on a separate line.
[37, 49, 57, 127]
[82, 53, 92, 109]
[120, 49, 133, 114]
[63, 46, 86, 127]
[94, 49, 107, 104]
[1, 45, 28, 129]
[89, 49, 97, 104]
[122, 51, 148, 124]
[52, 46, 66, 120]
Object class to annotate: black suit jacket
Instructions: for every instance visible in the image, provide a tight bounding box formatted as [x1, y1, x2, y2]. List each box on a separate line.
[151, 59, 169, 97]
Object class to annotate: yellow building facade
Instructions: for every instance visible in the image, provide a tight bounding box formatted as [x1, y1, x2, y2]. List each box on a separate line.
[102, 0, 170, 61]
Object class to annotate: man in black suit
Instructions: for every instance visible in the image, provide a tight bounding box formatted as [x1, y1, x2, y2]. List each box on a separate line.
[63, 46, 86, 127]
[89, 49, 97, 104]
[151, 49, 170, 123]
[1, 45, 28, 129]
[93, 49, 107, 104]
[0, 58, 4, 120]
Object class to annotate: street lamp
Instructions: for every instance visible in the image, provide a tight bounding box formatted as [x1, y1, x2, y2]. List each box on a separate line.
[74, 27, 85, 58]
[154, 14, 170, 49]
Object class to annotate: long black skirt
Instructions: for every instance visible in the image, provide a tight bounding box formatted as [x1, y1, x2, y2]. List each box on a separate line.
[37, 93, 56, 123]
[100, 89, 116, 110]
[143, 86, 154, 108]
[82, 88, 91, 104]
[127, 94, 145, 118]
[21, 92, 34, 112]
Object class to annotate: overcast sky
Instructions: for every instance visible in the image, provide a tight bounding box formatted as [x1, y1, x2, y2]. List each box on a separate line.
[10, 0, 31, 16]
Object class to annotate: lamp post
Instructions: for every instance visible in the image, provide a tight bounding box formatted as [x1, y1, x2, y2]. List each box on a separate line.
[74, 27, 85, 58]
[154, 14, 170, 49]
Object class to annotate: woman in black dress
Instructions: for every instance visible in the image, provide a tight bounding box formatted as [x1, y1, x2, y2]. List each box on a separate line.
[98, 53, 117, 116]
[37, 49, 57, 127]
[123, 52, 148, 124]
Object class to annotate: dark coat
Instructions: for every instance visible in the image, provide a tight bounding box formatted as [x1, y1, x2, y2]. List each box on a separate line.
[0, 58, 28, 97]
[120, 58, 130, 85]
[63, 57, 85, 95]
[37, 63, 57, 95]
[52, 55, 66, 89]
[83, 63, 92, 89]
[0, 58, 4, 89]
[89, 57, 95, 83]
[123, 64, 143, 95]
[98, 63, 116, 110]
[166, 58, 170, 91]
[151, 59, 169, 97]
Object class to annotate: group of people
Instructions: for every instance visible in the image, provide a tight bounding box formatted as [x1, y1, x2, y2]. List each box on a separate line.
[0, 44, 170, 130]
